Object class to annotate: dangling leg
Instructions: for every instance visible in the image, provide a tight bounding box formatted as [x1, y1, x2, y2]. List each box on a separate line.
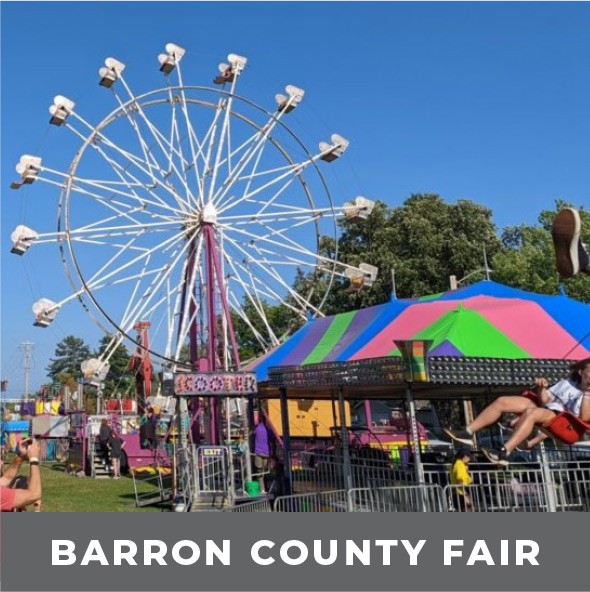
[444, 396, 537, 445]
[552, 208, 590, 278]
[483, 408, 556, 466]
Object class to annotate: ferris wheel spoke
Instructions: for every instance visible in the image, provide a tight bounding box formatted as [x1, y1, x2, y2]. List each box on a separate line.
[211, 109, 289, 210]
[117, 235, 194, 335]
[220, 207, 331, 227]
[173, 65, 209, 209]
[110, 89, 171, 198]
[227, 290, 272, 351]
[76, 228, 188, 304]
[165, 83, 194, 209]
[115, 76, 197, 209]
[221, 232, 320, 317]
[222, 251, 279, 344]
[67, 111, 192, 213]
[217, 151, 323, 216]
[218, 222, 357, 276]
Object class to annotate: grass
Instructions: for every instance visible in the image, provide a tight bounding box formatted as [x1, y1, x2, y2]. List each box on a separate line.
[24, 461, 168, 512]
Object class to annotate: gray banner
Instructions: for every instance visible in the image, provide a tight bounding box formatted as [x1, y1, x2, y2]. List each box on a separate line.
[1, 513, 587, 591]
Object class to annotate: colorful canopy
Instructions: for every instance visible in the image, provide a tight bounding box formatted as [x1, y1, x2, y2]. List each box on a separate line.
[253, 281, 590, 381]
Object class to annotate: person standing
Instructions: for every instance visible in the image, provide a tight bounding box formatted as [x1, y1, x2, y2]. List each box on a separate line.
[98, 419, 113, 469]
[253, 414, 273, 494]
[108, 432, 125, 479]
[449, 449, 473, 512]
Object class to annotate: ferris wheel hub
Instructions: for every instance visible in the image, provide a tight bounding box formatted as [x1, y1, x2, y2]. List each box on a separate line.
[201, 201, 218, 224]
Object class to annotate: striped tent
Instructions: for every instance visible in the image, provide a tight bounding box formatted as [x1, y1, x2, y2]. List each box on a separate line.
[253, 281, 590, 381]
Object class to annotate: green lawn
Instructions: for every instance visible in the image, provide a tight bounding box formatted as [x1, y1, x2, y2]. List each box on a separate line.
[33, 462, 168, 512]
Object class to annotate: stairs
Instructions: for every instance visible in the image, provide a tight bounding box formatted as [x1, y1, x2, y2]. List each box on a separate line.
[190, 493, 231, 512]
[92, 450, 111, 479]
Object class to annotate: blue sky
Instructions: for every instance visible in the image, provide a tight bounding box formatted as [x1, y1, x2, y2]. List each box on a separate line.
[2, 2, 589, 396]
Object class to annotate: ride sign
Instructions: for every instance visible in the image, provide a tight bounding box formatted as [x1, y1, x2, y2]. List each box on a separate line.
[174, 372, 257, 396]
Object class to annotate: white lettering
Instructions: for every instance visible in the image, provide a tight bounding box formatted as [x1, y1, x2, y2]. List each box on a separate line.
[314, 540, 338, 565]
[113, 540, 137, 566]
[144, 540, 168, 566]
[516, 540, 539, 566]
[206, 540, 231, 565]
[280, 540, 308, 566]
[501, 539, 509, 566]
[444, 540, 463, 565]
[81, 540, 108, 566]
[171, 541, 200, 566]
[52, 540, 76, 566]
[251, 540, 275, 565]
[467, 540, 494, 566]
[346, 540, 371, 565]
[401, 540, 426, 566]
[374, 540, 398, 565]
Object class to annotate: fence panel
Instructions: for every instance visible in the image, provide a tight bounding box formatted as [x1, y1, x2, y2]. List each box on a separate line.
[445, 482, 555, 512]
[195, 446, 231, 496]
[274, 490, 349, 512]
[227, 499, 272, 513]
[349, 485, 446, 512]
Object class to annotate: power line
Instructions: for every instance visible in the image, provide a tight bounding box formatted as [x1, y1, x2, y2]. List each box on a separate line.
[19, 342, 35, 400]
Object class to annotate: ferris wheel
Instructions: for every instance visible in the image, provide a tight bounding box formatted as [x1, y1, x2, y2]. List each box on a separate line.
[10, 44, 378, 374]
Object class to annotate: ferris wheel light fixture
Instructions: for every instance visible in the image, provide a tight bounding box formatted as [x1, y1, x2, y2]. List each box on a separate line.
[49, 95, 76, 126]
[319, 134, 349, 162]
[11, 155, 42, 189]
[158, 43, 186, 75]
[10, 225, 39, 256]
[343, 196, 376, 220]
[32, 298, 59, 328]
[214, 53, 248, 84]
[99, 57, 126, 88]
[276, 85, 305, 113]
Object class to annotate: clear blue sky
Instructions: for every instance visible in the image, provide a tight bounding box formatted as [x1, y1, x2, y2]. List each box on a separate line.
[2, 2, 589, 396]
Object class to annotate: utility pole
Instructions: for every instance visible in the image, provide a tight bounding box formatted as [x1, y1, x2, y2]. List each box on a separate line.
[19, 342, 34, 401]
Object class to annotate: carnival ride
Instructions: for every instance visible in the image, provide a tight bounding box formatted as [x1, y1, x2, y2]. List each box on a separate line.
[10, 44, 377, 502]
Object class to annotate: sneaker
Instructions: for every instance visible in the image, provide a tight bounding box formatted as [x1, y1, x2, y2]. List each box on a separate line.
[552, 208, 588, 278]
[482, 447, 510, 467]
[443, 427, 474, 447]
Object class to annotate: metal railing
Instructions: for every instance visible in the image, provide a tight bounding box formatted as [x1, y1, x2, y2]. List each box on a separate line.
[274, 490, 349, 512]
[194, 445, 234, 502]
[350, 485, 446, 512]
[292, 451, 408, 493]
[228, 499, 273, 513]
[131, 463, 173, 508]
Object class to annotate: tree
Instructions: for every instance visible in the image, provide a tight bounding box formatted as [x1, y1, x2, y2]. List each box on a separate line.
[493, 201, 590, 303]
[96, 336, 134, 397]
[47, 336, 91, 381]
[321, 194, 502, 312]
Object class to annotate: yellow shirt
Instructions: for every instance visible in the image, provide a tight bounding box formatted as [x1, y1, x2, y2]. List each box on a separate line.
[450, 459, 472, 487]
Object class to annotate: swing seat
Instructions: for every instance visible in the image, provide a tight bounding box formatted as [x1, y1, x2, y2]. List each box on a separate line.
[520, 390, 590, 445]
[543, 412, 590, 445]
